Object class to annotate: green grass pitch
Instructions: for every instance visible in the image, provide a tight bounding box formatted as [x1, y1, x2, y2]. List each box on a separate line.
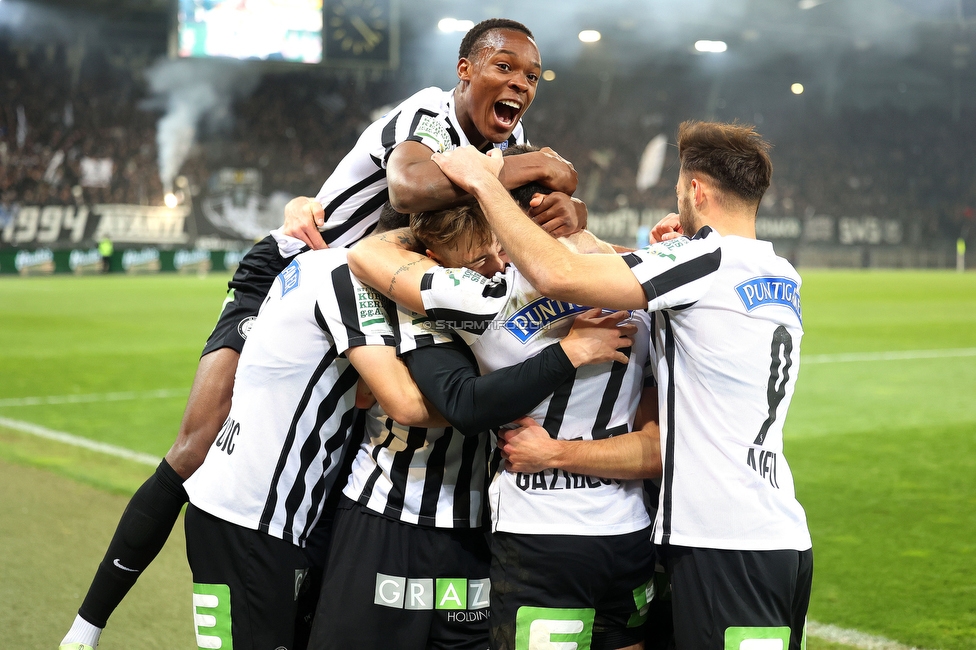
[1, 270, 974, 649]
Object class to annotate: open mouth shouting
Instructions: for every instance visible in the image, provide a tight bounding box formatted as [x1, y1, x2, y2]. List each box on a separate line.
[494, 99, 523, 129]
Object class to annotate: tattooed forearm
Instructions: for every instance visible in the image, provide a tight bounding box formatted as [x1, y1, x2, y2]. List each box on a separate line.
[388, 259, 424, 296]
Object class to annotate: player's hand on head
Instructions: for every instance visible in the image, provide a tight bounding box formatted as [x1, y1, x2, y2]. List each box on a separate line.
[497, 417, 556, 474]
[560, 308, 636, 367]
[528, 192, 582, 237]
[430, 145, 504, 194]
[537, 147, 578, 195]
[650, 213, 683, 243]
[282, 196, 328, 250]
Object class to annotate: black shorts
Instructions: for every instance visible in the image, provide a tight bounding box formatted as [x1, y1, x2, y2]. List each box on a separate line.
[661, 545, 814, 650]
[308, 497, 491, 650]
[489, 527, 656, 650]
[201, 235, 296, 357]
[184, 504, 318, 650]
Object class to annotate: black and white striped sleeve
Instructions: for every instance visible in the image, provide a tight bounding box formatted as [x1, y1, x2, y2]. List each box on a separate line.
[621, 227, 723, 312]
[316, 265, 396, 354]
[382, 105, 459, 166]
[419, 266, 509, 337]
[387, 300, 454, 356]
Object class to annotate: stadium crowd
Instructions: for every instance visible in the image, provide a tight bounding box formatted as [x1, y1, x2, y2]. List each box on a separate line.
[3, 32, 974, 244]
[521, 75, 976, 240]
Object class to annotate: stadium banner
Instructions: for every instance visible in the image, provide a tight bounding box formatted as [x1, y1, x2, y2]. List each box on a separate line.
[0, 170, 288, 251]
[0, 203, 192, 249]
[585, 210, 906, 247]
[0, 246, 248, 275]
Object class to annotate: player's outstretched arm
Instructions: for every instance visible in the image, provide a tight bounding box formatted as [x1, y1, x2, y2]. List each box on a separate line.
[347, 227, 433, 314]
[404, 309, 636, 435]
[387, 142, 471, 212]
[497, 387, 662, 480]
[280, 196, 328, 250]
[346, 345, 448, 428]
[431, 147, 647, 311]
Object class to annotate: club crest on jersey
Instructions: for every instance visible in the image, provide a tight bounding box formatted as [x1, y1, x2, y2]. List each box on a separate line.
[414, 115, 452, 153]
[734, 276, 802, 322]
[505, 297, 589, 343]
[279, 259, 301, 297]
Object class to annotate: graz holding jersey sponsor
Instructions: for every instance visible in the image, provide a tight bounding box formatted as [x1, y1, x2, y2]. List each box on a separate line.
[373, 574, 490, 613]
[514, 468, 621, 492]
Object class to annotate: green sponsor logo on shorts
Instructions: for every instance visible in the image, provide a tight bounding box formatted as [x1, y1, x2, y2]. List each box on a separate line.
[436, 577, 467, 610]
[627, 579, 656, 627]
[192, 582, 233, 650]
[515, 606, 594, 650]
[724, 626, 791, 650]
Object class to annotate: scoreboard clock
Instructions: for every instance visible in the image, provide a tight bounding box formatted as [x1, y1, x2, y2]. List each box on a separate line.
[325, 0, 398, 68]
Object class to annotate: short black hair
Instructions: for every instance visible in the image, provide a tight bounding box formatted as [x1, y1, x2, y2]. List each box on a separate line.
[458, 19, 534, 60]
[375, 202, 409, 233]
[502, 144, 551, 209]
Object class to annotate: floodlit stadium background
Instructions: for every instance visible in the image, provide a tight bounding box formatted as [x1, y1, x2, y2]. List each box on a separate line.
[1, 1, 975, 649]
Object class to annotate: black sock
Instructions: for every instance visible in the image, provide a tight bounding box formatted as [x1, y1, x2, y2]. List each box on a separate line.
[78, 459, 189, 628]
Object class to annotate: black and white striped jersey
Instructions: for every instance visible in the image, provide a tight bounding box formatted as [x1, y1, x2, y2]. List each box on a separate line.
[343, 406, 490, 529]
[184, 248, 395, 547]
[342, 304, 490, 528]
[413, 265, 652, 537]
[313, 87, 525, 247]
[624, 227, 812, 552]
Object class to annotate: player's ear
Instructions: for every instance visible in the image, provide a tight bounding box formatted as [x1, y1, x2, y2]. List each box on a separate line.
[425, 249, 441, 265]
[457, 57, 472, 82]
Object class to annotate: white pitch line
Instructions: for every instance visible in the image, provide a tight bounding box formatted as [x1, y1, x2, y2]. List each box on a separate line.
[808, 620, 933, 650]
[0, 416, 160, 466]
[0, 420, 945, 650]
[804, 347, 976, 365]
[0, 388, 186, 408]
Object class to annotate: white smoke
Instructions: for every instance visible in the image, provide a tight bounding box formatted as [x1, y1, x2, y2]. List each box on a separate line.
[144, 58, 262, 192]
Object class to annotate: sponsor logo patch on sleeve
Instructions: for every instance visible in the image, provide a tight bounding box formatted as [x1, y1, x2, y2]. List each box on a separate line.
[279, 259, 301, 297]
[356, 285, 390, 329]
[413, 115, 452, 153]
[505, 297, 589, 343]
[734, 276, 802, 322]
